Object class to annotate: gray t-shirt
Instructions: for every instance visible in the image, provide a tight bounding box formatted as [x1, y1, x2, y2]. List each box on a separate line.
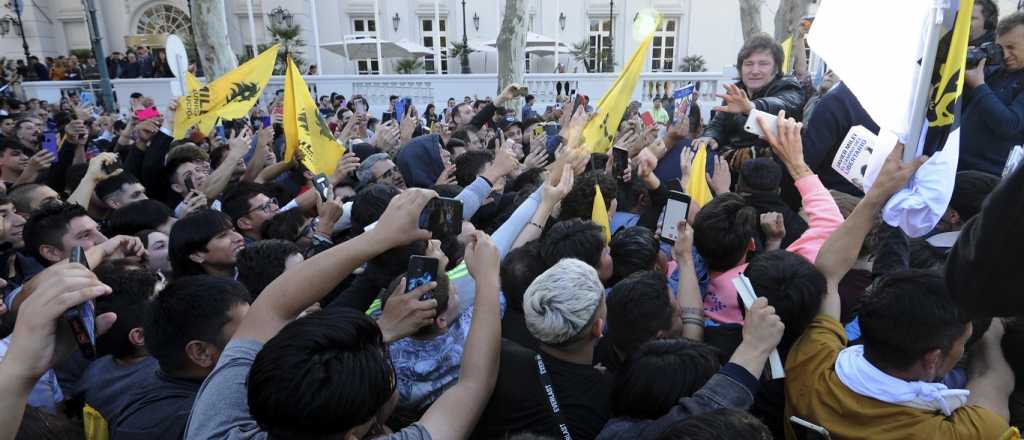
[184, 339, 432, 440]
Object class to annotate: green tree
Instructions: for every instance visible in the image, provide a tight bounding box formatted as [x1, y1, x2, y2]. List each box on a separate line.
[450, 41, 476, 74]
[679, 55, 708, 72]
[570, 40, 591, 71]
[265, 21, 306, 74]
[395, 58, 424, 74]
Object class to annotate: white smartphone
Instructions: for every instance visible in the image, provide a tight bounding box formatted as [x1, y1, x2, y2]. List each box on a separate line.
[789, 416, 832, 440]
[659, 191, 691, 244]
[744, 109, 779, 140]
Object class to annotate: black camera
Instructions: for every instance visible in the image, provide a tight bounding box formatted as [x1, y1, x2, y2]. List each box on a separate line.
[967, 42, 1003, 68]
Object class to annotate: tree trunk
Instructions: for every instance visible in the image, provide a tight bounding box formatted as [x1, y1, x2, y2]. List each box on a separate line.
[497, 0, 526, 109]
[739, 0, 763, 41]
[773, 0, 812, 41]
[190, 0, 238, 79]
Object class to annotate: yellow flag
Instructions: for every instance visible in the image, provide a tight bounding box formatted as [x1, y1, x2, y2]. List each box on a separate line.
[183, 72, 218, 136]
[686, 145, 714, 207]
[581, 12, 661, 154]
[174, 44, 279, 139]
[781, 36, 793, 74]
[283, 58, 345, 175]
[592, 185, 611, 243]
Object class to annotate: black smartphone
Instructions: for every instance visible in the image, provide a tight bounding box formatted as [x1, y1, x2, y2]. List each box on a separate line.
[184, 174, 196, 193]
[612, 147, 629, 183]
[789, 416, 832, 440]
[312, 173, 331, 203]
[659, 191, 692, 244]
[102, 158, 121, 175]
[544, 123, 561, 137]
[65, 246, 97, 360]
[405, 255, 440, 300]
[419, 197, 463, 237]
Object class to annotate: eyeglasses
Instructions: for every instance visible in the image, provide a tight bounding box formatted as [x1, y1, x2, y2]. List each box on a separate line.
[297, 217, 320, 242]
[247, 197, 279, 215]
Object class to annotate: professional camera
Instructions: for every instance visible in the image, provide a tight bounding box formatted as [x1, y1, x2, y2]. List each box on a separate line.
[967, 42, 1003, 68]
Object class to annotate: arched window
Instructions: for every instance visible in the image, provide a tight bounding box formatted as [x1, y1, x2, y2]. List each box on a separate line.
[136, 4, 191, 36]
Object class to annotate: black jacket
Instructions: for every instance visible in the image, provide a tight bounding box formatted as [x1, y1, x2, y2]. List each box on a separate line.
[701, 75, 805, 149]
[946, 161, 1024, 318]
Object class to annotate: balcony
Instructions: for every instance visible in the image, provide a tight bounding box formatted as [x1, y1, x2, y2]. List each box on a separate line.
[18, 71, 732, 122]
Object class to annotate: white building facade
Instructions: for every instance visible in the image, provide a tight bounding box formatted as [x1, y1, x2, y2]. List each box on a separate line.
[1, 0, 1019, 74]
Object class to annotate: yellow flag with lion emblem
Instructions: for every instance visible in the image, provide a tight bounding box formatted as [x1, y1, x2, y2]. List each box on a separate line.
[173, 44, 279, 139]
[581, 10, 660, 153]
[283, 58, 345, 175]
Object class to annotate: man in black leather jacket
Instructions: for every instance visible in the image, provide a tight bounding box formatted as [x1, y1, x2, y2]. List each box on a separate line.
[693, 34, 805, 162]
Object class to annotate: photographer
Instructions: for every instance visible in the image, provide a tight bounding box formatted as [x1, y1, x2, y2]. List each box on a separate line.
[961, 11, 1024, 176]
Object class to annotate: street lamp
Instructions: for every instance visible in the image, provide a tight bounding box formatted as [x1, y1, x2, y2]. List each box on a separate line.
[392, 13, 400, 32]
[0, 16, 11, 36]
[559, 12, 566, 31]
[3, 1, 31, 64]
[473, 13, 480, 31]
[460, 0, 470, 74]
[607, 0, 614, 72]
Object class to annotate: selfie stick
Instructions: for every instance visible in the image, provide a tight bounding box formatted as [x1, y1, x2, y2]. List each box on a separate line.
[734, 274, 786, 379]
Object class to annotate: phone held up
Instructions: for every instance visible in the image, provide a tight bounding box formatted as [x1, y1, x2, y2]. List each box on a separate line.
[66, 246, 98, 360]
[743, 109, 779, 140]
[406, 255, 440, 301]
[419, 197, 463, 237]
[612, 147, 629, 183]
[312, 173, 331, 203]
[659, 191, 691, 244]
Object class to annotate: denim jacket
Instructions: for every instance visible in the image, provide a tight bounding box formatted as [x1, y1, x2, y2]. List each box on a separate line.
[596, 363, 759, 440]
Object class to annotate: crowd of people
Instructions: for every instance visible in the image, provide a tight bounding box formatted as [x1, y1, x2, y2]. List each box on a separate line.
[0, 2, 1021, 439]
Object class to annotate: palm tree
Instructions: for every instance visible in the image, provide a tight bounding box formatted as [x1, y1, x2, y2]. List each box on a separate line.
[569, 40, 591, 72]
[679, 55, 708, 73]
[450, 41, 475, 74]
[266, 21, 306, 74]
[395, 58, 424, 74]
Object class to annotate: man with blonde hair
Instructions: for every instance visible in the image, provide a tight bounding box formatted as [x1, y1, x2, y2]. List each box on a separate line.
[474, 258, 612, 439]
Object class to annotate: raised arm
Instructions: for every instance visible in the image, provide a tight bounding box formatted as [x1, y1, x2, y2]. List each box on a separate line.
[814, 143, 926, 320]
[67, 153, 120, 209]
[420, 231, 501, 439]
[200, 128, 251, 201]
[673, 220, 704, 341]
[511, 164, 573, 250]
[232, 188, 437, 343]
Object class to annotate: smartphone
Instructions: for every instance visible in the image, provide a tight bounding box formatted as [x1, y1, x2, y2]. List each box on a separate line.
[101, 158, 121, 175]
[394, 98, 408, 123]
[184, 174, 196, 192]
[405, 255, 440, 300]
[65, 246, 97, 360]
[533, 124, 545, 137]
[612, 147, 629, 183]
[260, 116, 272, 129]
[659, 191, 691, 244]
[419, 197, 463, 237]
[572, 94, 588, 115]
[354, 101, 367, 116]
[312, 173, 331, 202]
[641, 112, 655, 128]
[744, 109, 779, 140]
[544, 123, 561, 137]
[79, 92, 95, 108]
[789, 416, 832, 440]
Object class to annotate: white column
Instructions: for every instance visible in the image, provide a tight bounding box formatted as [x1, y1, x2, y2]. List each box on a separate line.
[374, 0, 383, 74]
[246, 0, 258, 57]
[554, 0, 560, 72]
[434, 0, 442, 75]
[309, 0, 322, 73]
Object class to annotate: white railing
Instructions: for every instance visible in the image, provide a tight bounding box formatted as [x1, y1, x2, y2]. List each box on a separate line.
[20, 71, 732, 122]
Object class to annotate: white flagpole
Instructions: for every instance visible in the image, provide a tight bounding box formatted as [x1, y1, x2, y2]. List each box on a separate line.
[374, 0, 383, 74]
[246, 0, 258, 58]
[309, 0, 322, 74]
[903, 3, 947, 163]
[434, 0, 442, 75]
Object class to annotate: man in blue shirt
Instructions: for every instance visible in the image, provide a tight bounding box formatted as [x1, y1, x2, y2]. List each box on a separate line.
[960, 12, 1024, 176]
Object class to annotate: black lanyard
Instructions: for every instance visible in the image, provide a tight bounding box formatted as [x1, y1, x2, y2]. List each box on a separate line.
[535, 354, 573, 440]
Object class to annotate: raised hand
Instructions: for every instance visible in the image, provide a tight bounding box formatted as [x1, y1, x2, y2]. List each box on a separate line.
[85, 152, 121, 183]
[370, 188, 437, 247]
[866, 143, 929, 202]
[435, 163, 457, 186]
[757, 110, 810, 180]
[713, 83, 755, 115]
[679, 145, 695, 187]
[523, 144, 549, 171]
[378, 277, 439, 342]
[707, 155, 731, 195]
[760, 212, 785, 250]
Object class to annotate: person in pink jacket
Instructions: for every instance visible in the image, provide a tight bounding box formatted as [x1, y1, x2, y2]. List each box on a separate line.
[693, 111, 843, 326]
